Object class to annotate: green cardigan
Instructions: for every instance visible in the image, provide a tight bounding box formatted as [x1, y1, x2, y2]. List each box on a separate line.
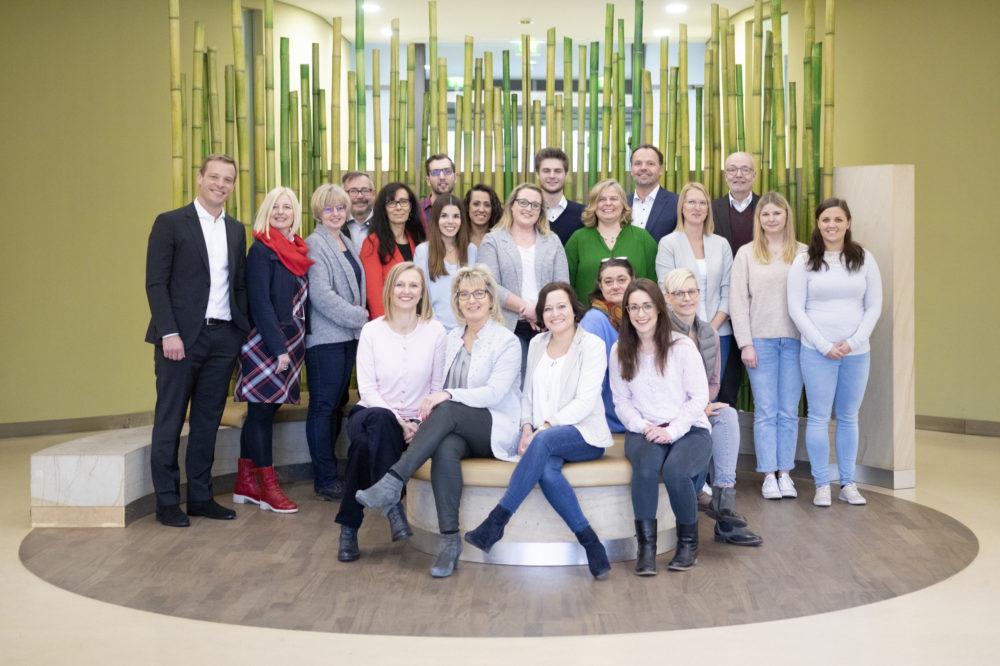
[565, 225, 659, 304]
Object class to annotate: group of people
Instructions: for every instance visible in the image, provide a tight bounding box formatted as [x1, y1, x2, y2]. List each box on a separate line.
[145, 147, 881, 580]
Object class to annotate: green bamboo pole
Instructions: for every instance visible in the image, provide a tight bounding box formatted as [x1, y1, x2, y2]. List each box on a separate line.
[512, 92, 519, 176]
[463, 36, 474, 190]
[289, 90, 299, 198]
[231, 0, 250, 224]
[588, 42, 599, 189]
[483, 72, 494, 189]
[822, 0, 836, 199]
[182, 73, 189, 203]
[726, 22, 738, 159]
[389, 20, 399, 183]
[332, 18, 343, 183]
[372, 49, 382, 191]
[354, 0, 366, 171]
[666, 66, 678, 191]
[438, 58, 448, 155]
[545, 28, 555, 148]
[600, 4, 614, 180]
[398, 82, 407, 185]
[502, 50, 513, 194]
[168, 0, 183, 207]
[710, 6, 722, 197]
[801, 0, 815, 227]
[254, 54, 266, 208]
[264, 0, 275, 189]
[318, 88, 327, 200]
[455, 94, 464, 185]
[474, 57, 483, 185]
[616, 19, 626, 185]
[279, 38, 290, 186]
[191, 22, 206, 193]
[772, 0, 787, 197]
[751, 0, 763, 193]
[658, 37, 669, 189]
[735, 63, 745, 152]
[678, 24, 689, 185]
[812, 42, 822, 199]
[532, 99, 542, 156]
[761, 32, 773, 194]
[704, 44, 714, 194]
[745, 20, 752, 150]
[576, 44, 587, 201]
[225, 65, 235, 159]
[207, 47, 223, 154]
[632, 0, 644, 149]
[492, 87, 503, 195]
[201, 55, 211, 159]
[642, 70, 653, 149]
[694, 85, 703, 184]
[312, 44, 321, 189]
[718, 9, 730, 158]
[420, 90, 430, 195]
[407, 43, 416, 188]
[789, 80, 798, 214]
[554, 94, 563, 155]
[346, 69, 355, 172]
[563, 37, 573, 179]
[428, 1, 438, 160]
[521, 34, 530, 180]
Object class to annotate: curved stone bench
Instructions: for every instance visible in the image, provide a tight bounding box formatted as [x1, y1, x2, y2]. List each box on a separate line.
[405, 434, 677, 566]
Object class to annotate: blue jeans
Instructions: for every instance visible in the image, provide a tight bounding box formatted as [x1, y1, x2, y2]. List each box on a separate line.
[626, 427, 713, 524]
[304, 340, 358, 492]
[800, 347, 870, 486]
[746, 337, 802, 473]
[499, 426, 604, 534]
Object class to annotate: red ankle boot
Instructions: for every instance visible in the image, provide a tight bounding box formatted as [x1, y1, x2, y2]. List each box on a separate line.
[233, 458, 260, 505]
[256, 466, 298, 514]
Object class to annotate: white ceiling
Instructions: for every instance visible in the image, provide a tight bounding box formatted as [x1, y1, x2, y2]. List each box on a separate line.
[285, 0, 751, 44]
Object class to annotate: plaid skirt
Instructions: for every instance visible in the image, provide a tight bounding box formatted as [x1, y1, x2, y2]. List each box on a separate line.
[235, 275, 306, 404]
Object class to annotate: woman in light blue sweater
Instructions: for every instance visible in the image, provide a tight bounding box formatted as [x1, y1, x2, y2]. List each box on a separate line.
[413, 194, 477, 331]
[787, 198, 882, 508]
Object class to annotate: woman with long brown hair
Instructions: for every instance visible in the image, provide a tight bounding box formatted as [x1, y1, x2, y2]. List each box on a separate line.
[413, 194, 477, 330]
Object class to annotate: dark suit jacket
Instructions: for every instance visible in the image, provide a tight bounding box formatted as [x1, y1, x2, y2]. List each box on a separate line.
[629, 187, 679, 243]
[145, 202, 249, 348]
[245, 240, 304, 358]
[550, 200, 585, 246]
[712, 192, 761, 253]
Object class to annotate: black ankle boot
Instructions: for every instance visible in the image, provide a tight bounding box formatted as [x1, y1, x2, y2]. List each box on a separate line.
[575, 525, 611, 579]
[704, 486, 747, 528]
[714, 522, 764, 546]
[668, 522, 699, 571]
[634, 519, 657, 576]
[463, 505, 512, 554]
[338, 525, 360, 562]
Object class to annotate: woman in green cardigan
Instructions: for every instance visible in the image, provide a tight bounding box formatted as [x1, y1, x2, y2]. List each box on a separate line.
[565, 179, 658, 304]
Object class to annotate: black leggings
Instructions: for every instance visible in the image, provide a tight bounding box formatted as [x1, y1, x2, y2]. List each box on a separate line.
[240, 402, 282, 468]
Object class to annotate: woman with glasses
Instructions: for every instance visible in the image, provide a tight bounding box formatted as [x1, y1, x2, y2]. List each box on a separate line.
[464, 282, 613, 580]
[359, 182, 426, 320]
[609, 278, 712, 575]
[413, 195, 477, 331]
[565, 179, 658, 305]
[299, 184, 367, 502]
[463, 184, 503, 248]
[355, 266, 521, 578]
[478, 183, 569, 380]
[729, 191, 806, 501]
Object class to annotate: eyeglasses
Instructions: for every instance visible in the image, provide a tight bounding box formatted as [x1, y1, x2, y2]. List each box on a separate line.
[600, 256, 628, 263]
[386, 199, 412, 208]
[514, 198, 542, 211]
[323, 205, 347, 214]
[683, 200, 709, 208]
[346, 187, 374, 196]
[457, 289, 489, 302]
[627, 303, 655, 314]
[725, 166, 754, 176]
[429, 168, 454, 177]
[669, 289, 700, 300]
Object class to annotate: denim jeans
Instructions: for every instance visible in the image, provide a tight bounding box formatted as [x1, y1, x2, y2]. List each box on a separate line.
[718, 333, 732, 391]
[799, 347, 871, 486]
[691, 406, 739, 490]
[304, 340, 358, 492]
[499, 425, 604, 534]
[626, 427, 713, 524]
[746, 337, 802, 473]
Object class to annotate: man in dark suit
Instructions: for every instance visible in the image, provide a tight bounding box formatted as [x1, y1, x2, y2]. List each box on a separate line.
[711, 151, 761, 406]
[145, 153, 250, 527]
[627, 144, 679, 244]
[535, 147, 584, 245]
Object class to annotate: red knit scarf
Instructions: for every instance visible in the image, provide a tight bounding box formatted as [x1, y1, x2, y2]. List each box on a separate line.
[253, 230, 314, 276]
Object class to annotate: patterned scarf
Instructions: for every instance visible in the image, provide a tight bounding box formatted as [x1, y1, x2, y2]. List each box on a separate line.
[590, 298, 623, 330]
[253, 230, 314, 276]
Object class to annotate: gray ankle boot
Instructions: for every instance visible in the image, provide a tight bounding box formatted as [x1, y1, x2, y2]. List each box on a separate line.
[355, 473, 404, 516]
[430, 532, 463, 578]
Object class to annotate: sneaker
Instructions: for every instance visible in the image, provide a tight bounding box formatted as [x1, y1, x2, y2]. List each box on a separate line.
[838, 482, 867, 505]
[813, 484, 831, 507]
[761, 474, 782, 500]
[777, 473, 798, 498]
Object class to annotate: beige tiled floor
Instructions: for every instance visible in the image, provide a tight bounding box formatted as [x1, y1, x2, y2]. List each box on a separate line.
[3, 429, 998, 664]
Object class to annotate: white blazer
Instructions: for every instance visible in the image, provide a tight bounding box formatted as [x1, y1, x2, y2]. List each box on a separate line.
[655, 231, 734, 336]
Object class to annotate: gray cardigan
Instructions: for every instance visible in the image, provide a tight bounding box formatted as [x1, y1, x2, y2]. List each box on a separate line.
[654, 230, 734, 336]
[478, 228, 570, 330]
[304, 225, 368, 348]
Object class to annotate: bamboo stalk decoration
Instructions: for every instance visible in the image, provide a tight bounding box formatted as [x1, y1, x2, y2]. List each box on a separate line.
[658, 37, 668, 189]
[710, 7, 722, 196]
[563, 37, 573, 182]
[735, 64, 745, 152]
[588, 41, 599, 189]
[788, 80, 798, 215]
[299, 63, 311, 193]
[207, 48, 223, 154]
[704, 45, 714, 194]
[225, 65, 235, 159]
[455, 94, 464, 186]
[438, 58, 448, 156]
[642, 70, 653, 149]
[231, 0, 251, 224]
[191, 23, 205, 192]
[751, 0, 763, 192]
[168, 0, 183, 207]
[398, 82, 407, 185]
[616, 19, 626, 185]
[601, 4, 614, 180]
[545, 28, 555, 149]
[801, 0, 815, 226]
[694, 86, 703, 184]
[332, 18, 342, 184]
[347, 71, 357, 172]
[312, 44, 321, 189]
[355, 0, 366, 171]
[576, 44, 587, 201]
[280, 38, 290, 186]
[718, 8, 729, 159]
[182, 73, 189, 203]
[202, 55, 211, 159]
[745, 20, 752, 150]
[254, 54, 266, 208]
[389, 21, 399, 183]
[428, 1, 438, 159]
[772, 0, 787, 197]
[532, 99, 542, 155]
[492, 87, 504, 197]
[812, 43, 822, 199]
[483, 66, 494, 189]
[372, 50, 382, 191]
[419, 90, 429, 195]
[678, 24, 689, 186]
[264, 0, 275, 189]
[473, 57, 483, 185]
[463, 36, 474, 190]
[511, 93, 519, 171]
[726, 22, 738, 159]
[666, 66, 678, 191]
[318, 88, 327, 202]
[502, 50, 513, 194]
[632, 0, 643, 149]
[289, 90, 299, 197]
[520, 34, 530, 180]
[554, 94, 563, 156]
[822, 0, 836, 199]
[761, 32, 773, 194]
[407, 43, 416, 188]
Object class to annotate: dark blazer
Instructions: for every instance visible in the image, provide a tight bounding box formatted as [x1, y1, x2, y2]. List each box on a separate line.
[711, 192, 761, 251]
[145, 202, 249, 348]
[550, 200, 585, 246]
[246, 240, 305, 358]
[629, 187, 679, 243]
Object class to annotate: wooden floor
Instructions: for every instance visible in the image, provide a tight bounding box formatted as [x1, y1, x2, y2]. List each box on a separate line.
[19, 472, 977, 637]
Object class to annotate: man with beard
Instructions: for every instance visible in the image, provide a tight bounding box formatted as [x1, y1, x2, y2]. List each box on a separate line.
[535, 147, 584, 245]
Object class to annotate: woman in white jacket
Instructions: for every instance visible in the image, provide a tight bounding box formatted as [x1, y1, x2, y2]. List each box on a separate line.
[355, 265, 522, 578]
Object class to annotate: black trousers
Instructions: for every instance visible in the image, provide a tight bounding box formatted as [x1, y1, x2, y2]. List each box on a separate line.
[335, 405, 406, 529]
[150, 322, 242, 506]
[717, 336, 743, 406]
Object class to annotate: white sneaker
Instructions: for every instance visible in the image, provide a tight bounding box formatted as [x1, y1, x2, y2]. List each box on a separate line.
[838, 482, 867, 505]
[761, 474, 781, 500]
[778, 473, 798, 498]
[813, 484, 831, 507]
[702, 483, 713, 497]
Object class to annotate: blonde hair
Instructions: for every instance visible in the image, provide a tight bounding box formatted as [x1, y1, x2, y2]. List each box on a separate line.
[450, 264, 505, 325]
[675, 182, 714, 236]
[580, 178, 633, 229]
[663, 267, 697, 295]
[252, 187, 302, 237]
[751, 191, 800, 265]
[309, 184, 350, 222]
[382, 262, 434, 323]
[494, 183, 552, 235]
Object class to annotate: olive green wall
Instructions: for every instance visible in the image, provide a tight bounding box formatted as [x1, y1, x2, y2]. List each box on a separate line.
[2, 0, 997, 425]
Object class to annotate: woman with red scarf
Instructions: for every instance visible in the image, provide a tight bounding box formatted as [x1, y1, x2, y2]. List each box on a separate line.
[233, 187, 314, 514]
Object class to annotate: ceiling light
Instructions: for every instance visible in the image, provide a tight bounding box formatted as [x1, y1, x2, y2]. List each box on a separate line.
[362, 2, 381, 13]
[653, 28, 671, 37]
[380, 27, 392, 36]
[665, 3, 687, 14]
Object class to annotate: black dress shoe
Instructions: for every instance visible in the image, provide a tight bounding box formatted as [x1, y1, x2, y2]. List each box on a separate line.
[338, 526, 360, 562]
[156, 504, 191, 527]
[187, 499, 236, 520]
[315, 478, 345, 502]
